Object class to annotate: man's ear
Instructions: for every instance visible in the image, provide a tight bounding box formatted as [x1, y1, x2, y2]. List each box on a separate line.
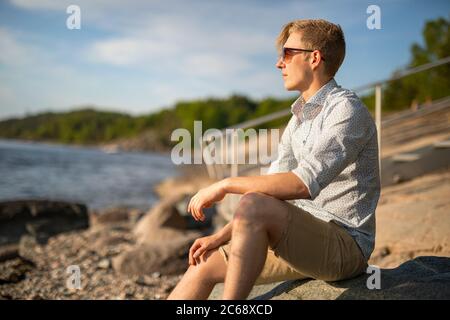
[311, 50, 322, 63]
[310, 51, 322, 70]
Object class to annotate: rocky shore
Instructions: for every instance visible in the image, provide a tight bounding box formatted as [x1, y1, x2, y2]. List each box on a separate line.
[0, 192, 213, 299]
[1, 167, 449, 300]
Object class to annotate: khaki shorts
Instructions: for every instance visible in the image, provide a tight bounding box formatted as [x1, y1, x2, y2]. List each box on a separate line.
[219, 203, 368, 285]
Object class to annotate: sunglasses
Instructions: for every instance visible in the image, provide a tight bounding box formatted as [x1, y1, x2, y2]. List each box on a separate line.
[279, 47, 325, 63]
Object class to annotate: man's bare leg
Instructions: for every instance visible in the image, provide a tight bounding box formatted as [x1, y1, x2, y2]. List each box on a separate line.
[167, 248, 227, 300]
[222, 192, 290, 299]
[222, 216, 269, 299]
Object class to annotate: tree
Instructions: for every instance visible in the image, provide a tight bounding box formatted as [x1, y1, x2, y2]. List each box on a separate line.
[381, 16, 450, 111]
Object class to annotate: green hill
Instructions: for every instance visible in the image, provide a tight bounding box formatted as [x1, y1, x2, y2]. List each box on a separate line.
[0, 96, 295, 151]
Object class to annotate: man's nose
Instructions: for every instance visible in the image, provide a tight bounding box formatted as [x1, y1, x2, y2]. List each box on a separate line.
[275, 57, 284, 69]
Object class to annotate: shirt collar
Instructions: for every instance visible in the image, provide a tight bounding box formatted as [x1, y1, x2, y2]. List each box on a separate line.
[291, 78, 339, 121]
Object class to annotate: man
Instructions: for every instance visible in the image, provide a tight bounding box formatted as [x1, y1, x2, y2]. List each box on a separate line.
[168, 19, 380, 300]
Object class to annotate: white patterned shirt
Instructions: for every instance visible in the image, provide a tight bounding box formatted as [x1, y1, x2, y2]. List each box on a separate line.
[267, 78, 380, 260]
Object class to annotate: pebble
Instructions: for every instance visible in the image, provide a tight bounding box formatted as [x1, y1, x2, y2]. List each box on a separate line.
[98, 259, 110, 269]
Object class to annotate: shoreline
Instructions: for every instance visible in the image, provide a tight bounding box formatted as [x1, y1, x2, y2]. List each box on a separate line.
[0, 138, 172, 156]
[0, 139, 181, 212]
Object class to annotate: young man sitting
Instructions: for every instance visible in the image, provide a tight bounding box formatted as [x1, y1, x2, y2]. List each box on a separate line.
[168, 19, 380, 300]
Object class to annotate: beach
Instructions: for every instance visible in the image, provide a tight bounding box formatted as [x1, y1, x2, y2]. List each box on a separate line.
[1, 162, 449, 299]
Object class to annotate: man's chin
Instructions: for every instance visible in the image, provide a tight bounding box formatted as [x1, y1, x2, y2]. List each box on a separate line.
[284, 83, 296, 91]
[283, 79, 301, 91]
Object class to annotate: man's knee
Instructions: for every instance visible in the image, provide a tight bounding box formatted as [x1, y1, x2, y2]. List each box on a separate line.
[187, 250, 226, 284]
[234, 192, 271, 224]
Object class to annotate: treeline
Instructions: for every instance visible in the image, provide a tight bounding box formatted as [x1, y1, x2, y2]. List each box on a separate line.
[0, 17, 448, 150]
[0, 96, 295, 149]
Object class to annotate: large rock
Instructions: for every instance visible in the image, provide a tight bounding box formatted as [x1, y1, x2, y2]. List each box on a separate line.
[370, 169, 450, 268]
[0, 200, 89, 245]
[209, 256, 450, 300]
[114, 193, 218, 277]
[89, 207, 144, 228]
[133, 196, 187, 244]
[112, 194, 208, 277]
[133, 194, 212, 244]
[112, 234, 198, 276]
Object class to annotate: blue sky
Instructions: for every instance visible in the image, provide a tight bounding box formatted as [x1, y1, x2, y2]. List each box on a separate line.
[0, 0, 449, 120]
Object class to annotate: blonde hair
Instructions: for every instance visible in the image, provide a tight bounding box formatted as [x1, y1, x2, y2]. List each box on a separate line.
[276, 19, 346, 77]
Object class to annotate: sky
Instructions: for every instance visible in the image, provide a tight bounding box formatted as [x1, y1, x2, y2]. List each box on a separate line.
[0, 0, 449, 120]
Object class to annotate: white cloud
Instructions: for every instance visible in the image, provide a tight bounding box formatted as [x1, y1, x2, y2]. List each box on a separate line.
[85, 11, 275, 79]
[3, 0, 324, 119]
[9, 0, 65, 10]
[0, 28, 35, 66]
[182, 53, 250, 77]
[89, 37, 174, 66]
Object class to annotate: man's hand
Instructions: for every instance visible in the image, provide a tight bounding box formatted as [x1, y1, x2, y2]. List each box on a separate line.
[187, 181, 226, 222]
[189, 234, 225, 266]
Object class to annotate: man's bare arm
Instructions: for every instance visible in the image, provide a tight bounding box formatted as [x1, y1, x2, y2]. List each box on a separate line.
[215, 220, 233, 242]
[222, 172, 310, 200]
[188, 172, 310, 221]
